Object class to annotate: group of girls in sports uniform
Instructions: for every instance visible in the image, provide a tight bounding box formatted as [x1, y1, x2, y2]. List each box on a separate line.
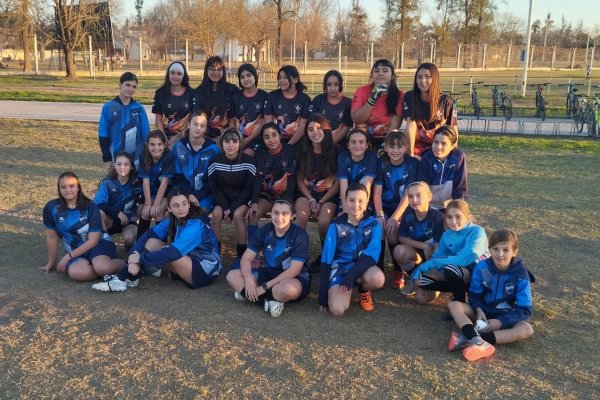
[42, 59, 534, 362]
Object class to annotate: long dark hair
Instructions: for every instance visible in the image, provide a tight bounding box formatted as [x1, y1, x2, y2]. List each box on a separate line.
[166, 187, 208, 243]
[370, 59, 400, 116]
[220, 128, 244, 162]
[412, 62, 441, 123]
[57, 171, 90, 211]
[142, 130, 167, 172]
[101, 151, 137, 185]
[197, 56, 229, 117]
[237, 63, 258, 87]
[323, 69, 344, 93]
[159, 61, 190, 93]
[298, 113, 336, 179]
[277, 65, 307, 93]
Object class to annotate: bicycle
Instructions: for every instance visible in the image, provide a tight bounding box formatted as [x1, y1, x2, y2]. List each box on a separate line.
[448, 92, 464, 116]
[583, 94, 600, 137]
[533, 83, 551, 121]
[486, 84, 512, 120]
[463, 81, 484, 119]
[560, 83, 581, 117]
[575, 96, 590, 133]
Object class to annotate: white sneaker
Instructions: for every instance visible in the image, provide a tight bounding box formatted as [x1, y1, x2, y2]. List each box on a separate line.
[234, 291, 246, 301]
[264, 300, 285, 317]
[92, 275, 128, 292]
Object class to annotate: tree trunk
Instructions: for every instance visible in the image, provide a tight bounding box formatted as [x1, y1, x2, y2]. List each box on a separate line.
[63, 45, 78, 79]
[22, 0, 32, 72]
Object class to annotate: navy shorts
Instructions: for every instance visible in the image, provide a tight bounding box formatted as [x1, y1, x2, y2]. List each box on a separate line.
[67, 239, 117, 267]
[107, 219, 137, 235]
[189, 257, 220, 289]
[230, 263, 311, 302]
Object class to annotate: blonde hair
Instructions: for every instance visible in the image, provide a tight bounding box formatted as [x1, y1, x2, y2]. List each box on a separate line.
[445, 199, 472, 221]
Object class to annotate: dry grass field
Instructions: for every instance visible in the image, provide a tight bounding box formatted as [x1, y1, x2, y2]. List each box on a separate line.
[0, 119, 599, 399]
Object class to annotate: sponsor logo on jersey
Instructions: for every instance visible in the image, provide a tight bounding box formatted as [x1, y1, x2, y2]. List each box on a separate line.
[505, 282, 515, 295]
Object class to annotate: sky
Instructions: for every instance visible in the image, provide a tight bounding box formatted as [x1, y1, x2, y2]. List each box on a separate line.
[125, 0, 599, 33]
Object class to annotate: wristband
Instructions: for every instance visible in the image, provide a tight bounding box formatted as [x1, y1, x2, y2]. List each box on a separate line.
[375, 211, 385, 218]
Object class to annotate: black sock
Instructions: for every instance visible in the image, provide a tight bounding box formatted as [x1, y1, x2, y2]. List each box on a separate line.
[357, 284, 368, 293]
[461, 324, 478, 340]
[137, 218, 151, 238]
[480, 331, 497, 345]
[443, 265, 467, 302]
[218, 241, 221, 254]
[420, 275, 453, 292]
[236, 244, 247, 259]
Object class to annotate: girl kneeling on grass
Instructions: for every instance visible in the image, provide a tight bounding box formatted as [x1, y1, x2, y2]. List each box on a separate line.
[417, 125, 466, 211]
[319, 183, 384, 315]
[137, 130, 175, 238]
[392, 181, 445, 294]
[92, 187, 221, 292]
[447, 229, 534, 361]
[408, 199, 488, 304]
[226, 200, 310, 318]
[94, 151, 140, 249]
[42, 172, 125, 281]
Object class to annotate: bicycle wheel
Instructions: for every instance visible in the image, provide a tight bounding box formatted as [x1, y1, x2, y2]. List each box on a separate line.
[539, 97, 546, 121]
[586, 108, 595, 136]
[502, 95, 512, 120]
[574, 109, 584, 133]
[472, 94, 480, 119]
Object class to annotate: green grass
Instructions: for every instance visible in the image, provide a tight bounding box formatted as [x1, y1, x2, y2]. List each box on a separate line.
[0, 119, 599, 398]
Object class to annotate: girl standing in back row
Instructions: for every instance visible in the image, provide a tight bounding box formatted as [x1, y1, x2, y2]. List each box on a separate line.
[403, 63, 457, 156]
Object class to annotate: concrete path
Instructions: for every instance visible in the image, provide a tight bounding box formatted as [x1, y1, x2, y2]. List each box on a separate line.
[0, 100, 155, 124]
[0, 100, 587, 137]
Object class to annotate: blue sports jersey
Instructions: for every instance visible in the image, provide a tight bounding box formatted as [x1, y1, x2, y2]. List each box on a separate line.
[138, 149, 175, 198]
[319, 214, 382, 306]
[133, 217, 221, 277]
[469, 257, 533, 328]
[172, 137, 221, 208]
[398, 207, 445, 244]
[98, 96, 150, 168]
[94, 178, 140, 222]
[43, 199, 112, 252]
[228, 89, 268, 138]
[309, 93, 352, 133]
[411, 222, 488, 279]
[336, 149, 377, 185]
[417, 148, 467, 209]
[374, 154, 419, 215]
[248, 222, 310, 282]
[264, 89, 312, 142]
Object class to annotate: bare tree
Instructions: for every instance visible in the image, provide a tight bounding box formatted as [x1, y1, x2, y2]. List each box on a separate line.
[144, 0, 174, 61]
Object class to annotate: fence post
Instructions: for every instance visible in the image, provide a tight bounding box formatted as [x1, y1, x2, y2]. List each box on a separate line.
[33, 34, 39, 75]
[506, 42, 511, 69]
[370, 41, 374, 66]
[571, 48, 576, 69]
[430, 41, 434, 62]
[530, 45, 535, 68]
[303, 41, 307, 73]
[457, 44, 462, 69]
[338, 41, 341, 71]
[551, 46, 556, 69]
[139, 36, 143, 75]
[185, 39, 189, 66]
[400, 42, 405, 69]
[482, 43, 487, 69]
[89, 34, 94, 78]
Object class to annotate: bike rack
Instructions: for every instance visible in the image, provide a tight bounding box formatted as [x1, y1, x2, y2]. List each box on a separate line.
[457, 117, 583, 137]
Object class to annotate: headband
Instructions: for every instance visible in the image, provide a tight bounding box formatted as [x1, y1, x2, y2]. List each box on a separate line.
[169, 63, 185, 74]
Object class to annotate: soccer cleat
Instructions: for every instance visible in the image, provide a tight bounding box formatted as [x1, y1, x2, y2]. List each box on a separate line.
[264, 300, 285, 317]
[125, 278, 139, 288]
[400, 279, 417, 296]
[234, 291, 246, 302]
[358, 290, 374, 312]
[92, 275, 128, 292]
[448, 331, 468, 352]
[391, 270, 405, 289]
[462, 336, 496, 361]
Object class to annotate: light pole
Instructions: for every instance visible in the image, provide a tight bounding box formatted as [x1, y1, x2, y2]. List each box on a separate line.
[521, 0, 534, 97]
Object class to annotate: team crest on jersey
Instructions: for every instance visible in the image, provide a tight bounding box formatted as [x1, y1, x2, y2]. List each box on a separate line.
[132, 111, 139, 118]
[338, 111, 344, 120]
[184, 102, 189, 109]
[505, 282, 515, 295]
[167, 103, 172, 109]
[281, 160, 288, 169]
[294, 104, 301, 113]
[255, 103, 262, 112]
